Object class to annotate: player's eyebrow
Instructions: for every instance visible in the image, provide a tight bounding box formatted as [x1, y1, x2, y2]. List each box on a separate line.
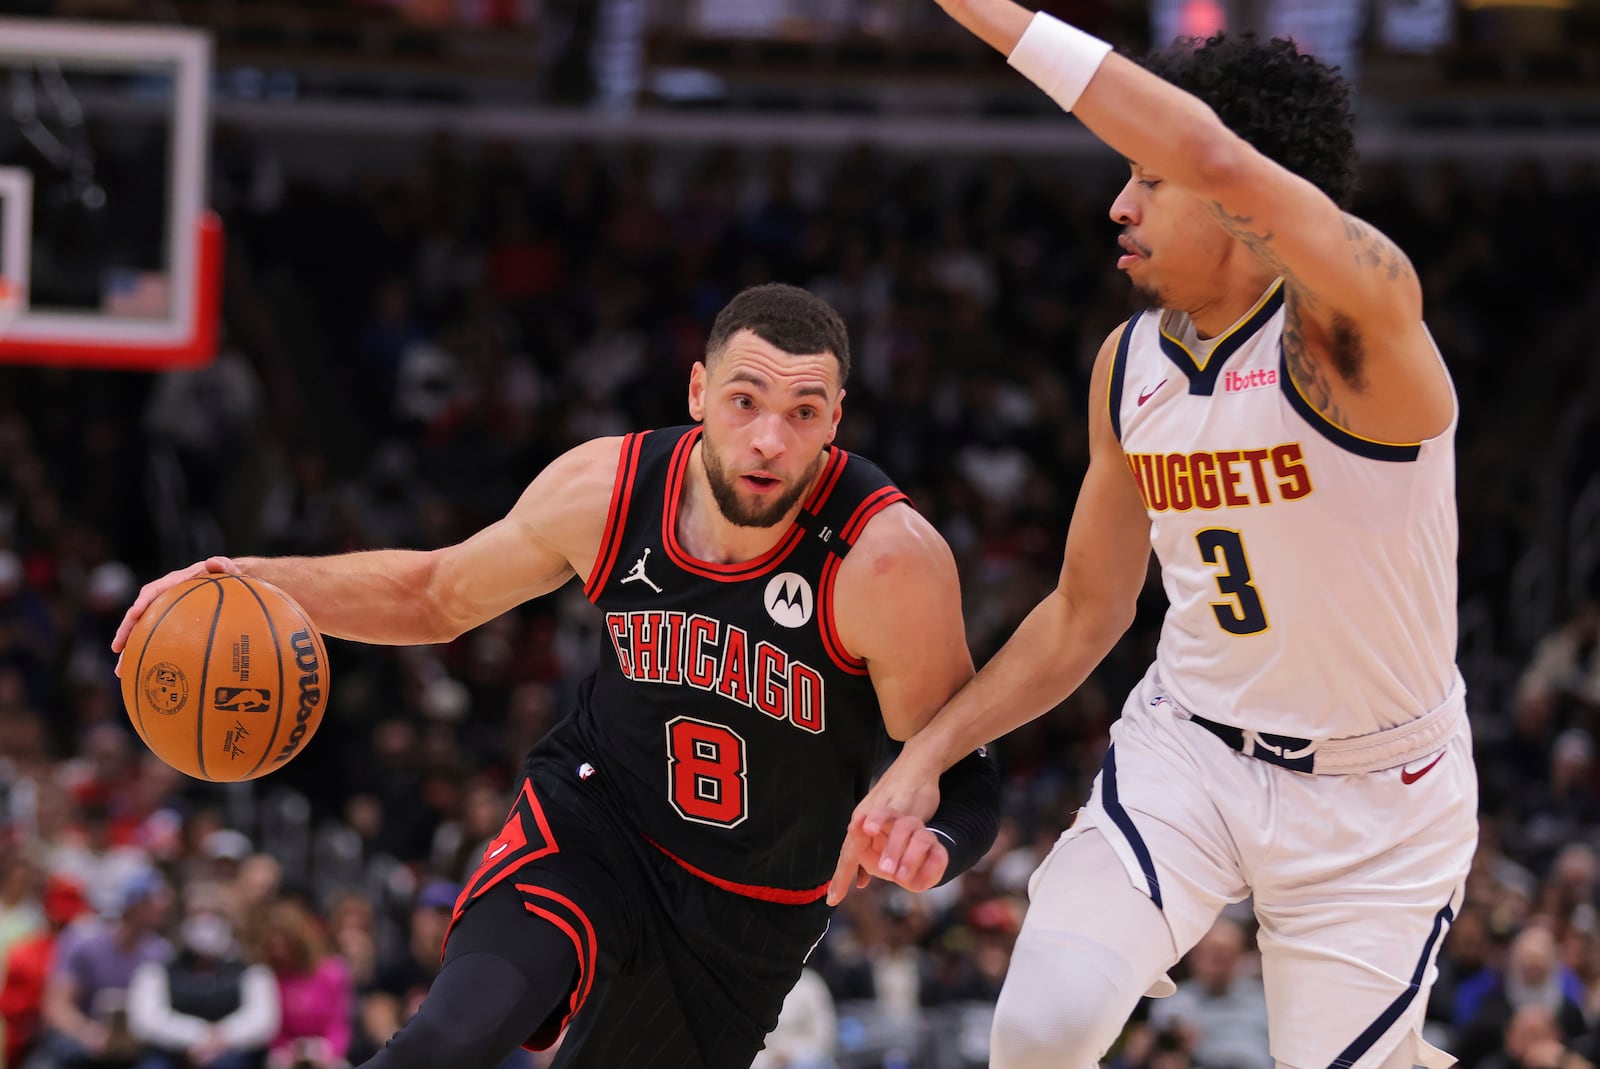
[727, 369, 829, 399]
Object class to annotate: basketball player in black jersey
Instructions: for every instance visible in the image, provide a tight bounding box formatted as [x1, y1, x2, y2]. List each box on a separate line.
[114, 284, 1002, 1069]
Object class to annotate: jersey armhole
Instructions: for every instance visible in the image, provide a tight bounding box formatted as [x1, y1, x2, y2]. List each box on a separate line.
[1108, 313, 1138, 443]
[817, 487, 910, 676]
[583, 432, 648, 601]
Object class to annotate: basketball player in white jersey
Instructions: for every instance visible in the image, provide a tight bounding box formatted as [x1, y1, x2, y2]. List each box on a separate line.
[825, 2, 1477, 1067]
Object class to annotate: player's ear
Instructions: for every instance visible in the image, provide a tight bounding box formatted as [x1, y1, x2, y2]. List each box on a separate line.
[826, 388, 845, 445]
[688, 361, 708, 421]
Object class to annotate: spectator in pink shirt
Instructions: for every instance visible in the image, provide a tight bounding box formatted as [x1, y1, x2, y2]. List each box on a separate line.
[258, 901, 351, 1069]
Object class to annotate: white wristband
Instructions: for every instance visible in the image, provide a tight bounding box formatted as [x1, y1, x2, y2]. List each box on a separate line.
[1007, 12, 1114, 114]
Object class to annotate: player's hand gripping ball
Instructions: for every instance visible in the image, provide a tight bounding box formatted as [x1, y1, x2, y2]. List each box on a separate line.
[119, 575, 329, 781]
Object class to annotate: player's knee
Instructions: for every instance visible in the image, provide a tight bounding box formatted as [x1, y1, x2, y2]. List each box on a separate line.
[378, 1012, 511, 1069]
[990, 939, 1143, 1069]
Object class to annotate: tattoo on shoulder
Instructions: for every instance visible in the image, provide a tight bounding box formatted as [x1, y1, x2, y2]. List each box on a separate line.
[1341, 215, 1414, 284]
[1207, 202, 1316, 310]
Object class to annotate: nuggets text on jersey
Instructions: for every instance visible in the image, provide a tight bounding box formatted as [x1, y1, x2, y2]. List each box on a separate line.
[1124, 442, 1313, 513]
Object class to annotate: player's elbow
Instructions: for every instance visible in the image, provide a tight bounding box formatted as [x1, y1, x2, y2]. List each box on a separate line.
[1053, 585, 1136, 655]
[1187, 126, 1254, 196]
[418, 550, 475, 644]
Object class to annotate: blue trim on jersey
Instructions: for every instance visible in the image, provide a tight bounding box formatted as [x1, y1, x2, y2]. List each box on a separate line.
[1157, 283, 1283, 396]
[1326, 899, 1455, 1069]
[1108, 313, 1137, 442]
[1101, 745, 1162, 910]
[1278, 343, 1423, 462]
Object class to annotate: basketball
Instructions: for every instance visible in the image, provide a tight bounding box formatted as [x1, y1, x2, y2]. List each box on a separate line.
[119, 575, 330, 782]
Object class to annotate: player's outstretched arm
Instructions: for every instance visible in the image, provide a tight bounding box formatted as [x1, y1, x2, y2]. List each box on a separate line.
[827, 325, 1150, 903]
[113, 437, 622, 654]
[934, 0, 1452, 441]
[937, 0, 1417, 320]
[827, 501, 988, 897]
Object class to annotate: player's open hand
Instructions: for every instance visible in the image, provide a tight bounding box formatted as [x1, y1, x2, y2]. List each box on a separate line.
[112, 556, 242, 673]
[831, 812, 950, 904]
[826, 750, 944, 905]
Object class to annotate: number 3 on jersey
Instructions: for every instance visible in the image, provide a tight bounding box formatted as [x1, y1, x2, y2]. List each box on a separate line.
[666, 716, 748, 828]
[1195, 529, 1269, 636]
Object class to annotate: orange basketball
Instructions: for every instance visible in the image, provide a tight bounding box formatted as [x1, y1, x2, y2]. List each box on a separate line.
[120, 575, 330, 782]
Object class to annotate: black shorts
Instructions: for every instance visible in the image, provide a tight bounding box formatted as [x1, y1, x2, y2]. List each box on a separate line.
[442, 760, 832, 1069]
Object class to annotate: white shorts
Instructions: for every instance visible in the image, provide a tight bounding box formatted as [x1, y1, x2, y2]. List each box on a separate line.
[1044, 664, 1478, 1069]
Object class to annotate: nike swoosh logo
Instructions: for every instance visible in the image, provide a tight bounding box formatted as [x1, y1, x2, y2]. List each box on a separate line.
[1137, 379, 1167, 406]
[1400, 752, 1446, 785]
[487, 842, 510, 860]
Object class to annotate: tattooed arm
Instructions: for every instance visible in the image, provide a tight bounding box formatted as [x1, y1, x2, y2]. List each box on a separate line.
[931, 0, 1454, 442]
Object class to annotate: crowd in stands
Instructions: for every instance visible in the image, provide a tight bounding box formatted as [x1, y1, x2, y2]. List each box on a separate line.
[1, 126, 1598, 1068]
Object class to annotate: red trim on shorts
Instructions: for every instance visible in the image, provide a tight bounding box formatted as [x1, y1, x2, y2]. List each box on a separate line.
[515, 884, 601, 1050]
[521, 886, 599, 1012]
[444, 780, 561, 952]
[661, 427, 807, 582]
[584, 433, 648, 602]
[644, 836, 830, 904]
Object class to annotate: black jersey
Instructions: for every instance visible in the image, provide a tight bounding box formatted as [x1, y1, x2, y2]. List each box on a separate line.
[552, 425, 908, 900]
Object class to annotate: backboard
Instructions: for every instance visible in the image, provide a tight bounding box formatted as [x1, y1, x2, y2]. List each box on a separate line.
[0, 18, 220, 369]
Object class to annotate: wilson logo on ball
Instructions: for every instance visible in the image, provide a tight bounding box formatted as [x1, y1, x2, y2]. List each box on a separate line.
[271, 630, 323, 764]
[143, 662, 189, 715]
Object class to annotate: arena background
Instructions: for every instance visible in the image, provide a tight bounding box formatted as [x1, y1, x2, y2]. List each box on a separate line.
[0, 1, 1598, 1067]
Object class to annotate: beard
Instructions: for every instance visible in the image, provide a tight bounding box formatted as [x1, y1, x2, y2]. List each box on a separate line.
[1129, 283, 1163, 313]
[701, 439, 824, 529]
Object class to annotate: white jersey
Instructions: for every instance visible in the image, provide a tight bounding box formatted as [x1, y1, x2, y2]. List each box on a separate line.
[1111, 280, 1459, 738]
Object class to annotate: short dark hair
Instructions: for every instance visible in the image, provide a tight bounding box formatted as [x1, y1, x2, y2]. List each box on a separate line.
[1139, 34, 1358, 210]
[706, 284, 851, 385]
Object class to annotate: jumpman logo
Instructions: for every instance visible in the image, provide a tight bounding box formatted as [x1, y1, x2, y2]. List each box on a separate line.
[621, 548, 663, 593]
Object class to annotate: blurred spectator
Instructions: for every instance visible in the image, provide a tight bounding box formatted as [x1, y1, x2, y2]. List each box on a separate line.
[359, 882, 455, 1049]
[750, 967, 838, 1069]
[258, 903, 349, 1069]
[1517, 604, 1600, 724]
[128, 885, 278, 1069]
[1147, 916, 1271, 1069]
[1, 876, 90, 1069]
[1458, 926, 1589, 1069]
[32, 871, 172, 1069]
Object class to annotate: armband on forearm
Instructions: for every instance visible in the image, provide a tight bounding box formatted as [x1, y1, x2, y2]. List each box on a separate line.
[927, 745, 1002, 885]
[1006, 13, 1114, 113]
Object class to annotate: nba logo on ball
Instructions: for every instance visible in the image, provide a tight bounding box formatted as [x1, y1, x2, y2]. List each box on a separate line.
[764, 573, 813, 628]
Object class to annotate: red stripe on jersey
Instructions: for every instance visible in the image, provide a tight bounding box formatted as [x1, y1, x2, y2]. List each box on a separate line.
[662, 427, 807, 581]
[584, 433, 648, 601]
[644, 836, 830, 904]
[817, 553, 869, 675]
[842, 487, 908, 544]
[801, 447, 849, 513]
[815, 488, 909, 674]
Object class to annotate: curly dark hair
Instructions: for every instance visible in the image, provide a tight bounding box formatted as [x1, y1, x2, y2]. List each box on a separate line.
[1138, 34, 1358, 209]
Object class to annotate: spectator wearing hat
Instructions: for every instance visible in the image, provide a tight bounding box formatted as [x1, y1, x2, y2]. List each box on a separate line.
[128, 884, 278, 1069]
[1, 875, 90, 1067]
[359, 882, 456, 1050]
[31, 870, 172, 1069]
